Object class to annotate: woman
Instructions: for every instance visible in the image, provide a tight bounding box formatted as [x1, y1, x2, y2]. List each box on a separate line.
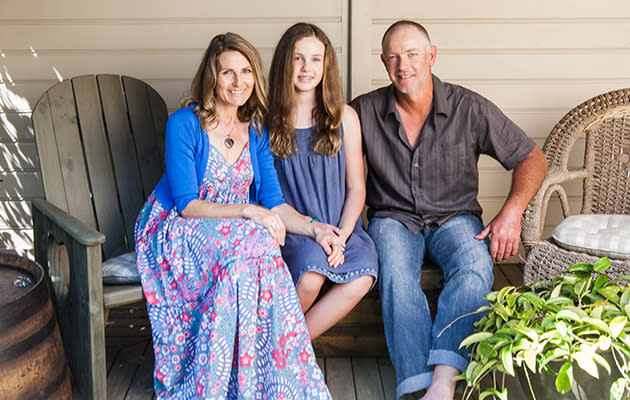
[135, 32, 332, 399]
[266, 23, 378, 340]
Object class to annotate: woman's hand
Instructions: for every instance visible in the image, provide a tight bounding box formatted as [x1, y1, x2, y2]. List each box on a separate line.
[243, 204, 286, 245]
[314, 228, 345, 268]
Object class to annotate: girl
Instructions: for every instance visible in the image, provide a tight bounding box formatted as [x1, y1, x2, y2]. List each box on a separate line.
[266, 23, 378, 340]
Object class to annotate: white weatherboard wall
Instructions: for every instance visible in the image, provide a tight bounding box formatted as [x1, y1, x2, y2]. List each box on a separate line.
[0, 0, 348, 256]
[1, 0, 630, 260]
[351, 0, 630, 260]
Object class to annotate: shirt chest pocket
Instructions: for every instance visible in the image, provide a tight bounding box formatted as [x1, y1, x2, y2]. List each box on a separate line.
[430, 142, 468, 178]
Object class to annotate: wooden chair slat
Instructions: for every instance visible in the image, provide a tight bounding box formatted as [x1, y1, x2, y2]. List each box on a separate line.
[47, 80, 96, 229]
[122, 76, 163, 198]
[97, 74, 145, 254]
[72, 75, 127, 259]
[32, 92, 68, 212]
[146, 83, 167, 165]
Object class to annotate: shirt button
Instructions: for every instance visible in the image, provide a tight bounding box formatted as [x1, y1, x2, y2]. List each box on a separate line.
[414, 162, 419, 168]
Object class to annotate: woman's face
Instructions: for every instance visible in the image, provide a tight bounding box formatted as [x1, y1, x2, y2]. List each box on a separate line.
[292, 36, 325, 94]
[215, 50, 255, 108]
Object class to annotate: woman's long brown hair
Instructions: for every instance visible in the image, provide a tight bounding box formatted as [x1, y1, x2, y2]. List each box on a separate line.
[266, 23, 344, 158]
[182, 32, 268, 136]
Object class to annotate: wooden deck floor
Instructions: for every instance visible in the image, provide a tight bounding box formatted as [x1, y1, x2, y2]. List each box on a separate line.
[104, 263, 525, 400]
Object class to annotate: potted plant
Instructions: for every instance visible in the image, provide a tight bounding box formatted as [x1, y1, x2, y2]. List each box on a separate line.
[457, 257, 630, 400]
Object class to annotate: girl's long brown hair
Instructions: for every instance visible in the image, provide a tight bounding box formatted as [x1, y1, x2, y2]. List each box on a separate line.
[266, 23, 344, 158]
[182, 32, 267, 136]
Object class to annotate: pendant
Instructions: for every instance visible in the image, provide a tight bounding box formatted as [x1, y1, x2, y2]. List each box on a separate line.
[224, 138, 234, 149]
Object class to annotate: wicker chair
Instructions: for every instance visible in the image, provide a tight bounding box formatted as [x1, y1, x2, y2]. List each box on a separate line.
[521, 88, 630, 284]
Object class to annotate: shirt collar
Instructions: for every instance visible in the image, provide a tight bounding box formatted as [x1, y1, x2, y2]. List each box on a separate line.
[431, 74, 449, 119]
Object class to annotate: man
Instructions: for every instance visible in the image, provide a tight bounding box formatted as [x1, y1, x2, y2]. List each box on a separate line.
[350, 20, 548, 400]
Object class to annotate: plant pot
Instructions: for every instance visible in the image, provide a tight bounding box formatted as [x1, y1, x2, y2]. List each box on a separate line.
[516, 352, 626, 400]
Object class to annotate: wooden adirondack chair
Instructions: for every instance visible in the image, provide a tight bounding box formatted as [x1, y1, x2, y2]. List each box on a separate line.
[30, 74, 166, 400]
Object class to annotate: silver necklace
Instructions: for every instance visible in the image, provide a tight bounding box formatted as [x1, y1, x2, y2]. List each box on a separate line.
[218, 120, 235, 149]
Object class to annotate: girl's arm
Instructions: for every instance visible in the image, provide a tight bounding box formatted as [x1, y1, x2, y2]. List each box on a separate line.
[337, 104, 367, 243]
[272, 203, 345, 268]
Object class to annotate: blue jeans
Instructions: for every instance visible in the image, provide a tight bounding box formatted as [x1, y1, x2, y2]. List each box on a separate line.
[368, 215, 494, 399]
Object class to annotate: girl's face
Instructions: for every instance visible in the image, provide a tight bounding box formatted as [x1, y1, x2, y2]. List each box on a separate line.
[215, 50, 255, 108]
[292, 36, 325, 94]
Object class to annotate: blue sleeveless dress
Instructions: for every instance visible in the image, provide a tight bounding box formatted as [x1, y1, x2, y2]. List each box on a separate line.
[135, 142, 331, 399]
[274, 127, 378, 285]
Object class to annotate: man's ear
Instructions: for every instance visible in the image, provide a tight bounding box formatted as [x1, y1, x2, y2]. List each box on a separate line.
[428, 46, 437, 67]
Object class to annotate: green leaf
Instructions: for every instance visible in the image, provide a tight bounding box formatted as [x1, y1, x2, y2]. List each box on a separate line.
[610, 377, 627, 400]
[582, 317, 611, 334]
[514, 326, 539, 342]
[555, 320, 568, 337]
[524, 348, 537, 372]
[599, 286, 621, 303]
[598, 335, 613, 351]
[594, 274, 611, 291]
[550, 283, 562, 299]
[573, 351, 599, 378]
[620, 287, 630, 306]
[593, 257, 611, 272]
[625, 304, 630, 318]
[500, 344, 515, 376]
[610, 316, 628, 338]
[591, 351, 612, 375]
[555, 361, 574, 394]
[591, 306, 604, 319]
[556, 309, 582, 322]
[478, 341, 496, 358]
[520, 292, 544, 308]
[460, 332, 493, 349]
[479, 387, 508, 400]
[570, 262, 593, 272]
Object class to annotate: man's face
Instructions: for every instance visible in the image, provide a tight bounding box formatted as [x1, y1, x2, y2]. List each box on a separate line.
[381, 25, 436, 97]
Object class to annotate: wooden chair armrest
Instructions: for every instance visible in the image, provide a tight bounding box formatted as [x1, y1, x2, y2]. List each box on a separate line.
[31, 198, 108, 400]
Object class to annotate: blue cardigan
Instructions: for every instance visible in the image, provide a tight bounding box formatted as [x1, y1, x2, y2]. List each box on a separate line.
[152, 107, 285, 213]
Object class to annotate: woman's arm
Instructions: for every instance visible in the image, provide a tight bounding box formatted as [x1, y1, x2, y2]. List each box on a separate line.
[336, 104, 367, 243]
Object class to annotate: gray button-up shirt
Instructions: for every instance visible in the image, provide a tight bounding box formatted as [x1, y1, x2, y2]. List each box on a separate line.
[350, 75, 535, 234]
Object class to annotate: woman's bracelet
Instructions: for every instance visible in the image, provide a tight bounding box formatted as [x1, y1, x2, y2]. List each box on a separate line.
[305, 216, 319, 224]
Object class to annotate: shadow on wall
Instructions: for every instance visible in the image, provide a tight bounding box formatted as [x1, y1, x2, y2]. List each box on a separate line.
[0, 47, 62, 257]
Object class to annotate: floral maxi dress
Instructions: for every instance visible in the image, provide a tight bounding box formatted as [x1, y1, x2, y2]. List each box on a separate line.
[135, 143, 331, 399]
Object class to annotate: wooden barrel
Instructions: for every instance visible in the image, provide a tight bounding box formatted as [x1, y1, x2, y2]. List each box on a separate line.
[0, 252, 71, 400]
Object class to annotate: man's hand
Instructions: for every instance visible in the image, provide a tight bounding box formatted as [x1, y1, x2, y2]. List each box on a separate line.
[475, 207, 522, 262]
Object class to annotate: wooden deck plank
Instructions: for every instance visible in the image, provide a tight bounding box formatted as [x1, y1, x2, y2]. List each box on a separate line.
[325, 357, 357, 400]
[106, 341, 148, 400]
[352, 357, 386, 400]
[125, 340, 155, 400]
[377, 357, 397, 400]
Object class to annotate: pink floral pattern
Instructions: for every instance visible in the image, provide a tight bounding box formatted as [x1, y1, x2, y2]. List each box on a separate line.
[135, 144, 330, 399]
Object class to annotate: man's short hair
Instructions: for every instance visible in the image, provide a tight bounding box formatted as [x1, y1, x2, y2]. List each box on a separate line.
[381, 20, 431, 52]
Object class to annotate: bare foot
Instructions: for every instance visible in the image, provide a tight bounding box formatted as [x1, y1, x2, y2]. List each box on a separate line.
[419, 365, 458, 400]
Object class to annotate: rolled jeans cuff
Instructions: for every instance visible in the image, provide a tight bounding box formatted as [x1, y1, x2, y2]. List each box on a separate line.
[427, 349, 469, 374]
[397, 372, 433, 400]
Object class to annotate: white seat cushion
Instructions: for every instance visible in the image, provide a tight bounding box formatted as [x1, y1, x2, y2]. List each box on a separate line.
[552, 215, 630, 260]
[102, 251, 140, 284]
